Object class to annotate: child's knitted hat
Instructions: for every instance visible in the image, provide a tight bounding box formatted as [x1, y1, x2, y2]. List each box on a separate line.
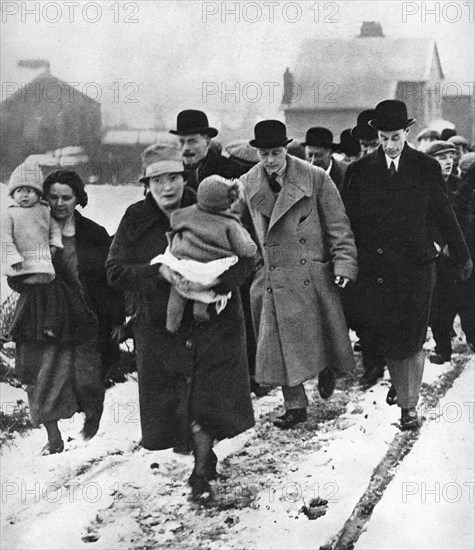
[197, 176, 239, 212]
[8, 163, 44, 196]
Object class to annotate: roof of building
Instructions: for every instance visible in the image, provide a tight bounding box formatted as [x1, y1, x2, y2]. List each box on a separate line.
[1, 71, 101, 105]
[284, 37, 443, 111]
[102, 130, 175, 146]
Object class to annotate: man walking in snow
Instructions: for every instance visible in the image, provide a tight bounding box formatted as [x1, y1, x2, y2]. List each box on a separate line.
[343, 100, 472, 430]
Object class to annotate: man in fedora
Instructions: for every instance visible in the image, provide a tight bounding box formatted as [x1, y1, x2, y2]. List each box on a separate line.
[351, 109, 380, 157]
[170, 109, 241, 191]
[343, 100, 472, 430]
[240, 120, 358, 429]
[301, 127, 347, 193]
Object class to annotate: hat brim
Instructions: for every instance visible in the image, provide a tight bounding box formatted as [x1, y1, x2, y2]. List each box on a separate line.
[139, 160, 185, 183]
[427, 147, 456, 157]
[368, 118, 416, 131]
[169, 127, 218, 138]
[299, 141, 339, 150]
[249, 138, 293, 149]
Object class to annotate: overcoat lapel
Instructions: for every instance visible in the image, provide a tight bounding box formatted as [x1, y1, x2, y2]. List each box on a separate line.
[268, 156, 312, 231]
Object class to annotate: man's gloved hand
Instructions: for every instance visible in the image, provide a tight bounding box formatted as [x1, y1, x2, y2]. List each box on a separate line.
[458, 257, 473, 281]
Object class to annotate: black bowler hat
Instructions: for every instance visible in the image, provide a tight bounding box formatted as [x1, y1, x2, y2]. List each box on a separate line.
[300, 127, 338, 149]
[351, 109, 379, 140]
[249, 120, 293, 149]
[337, 129, 361, 157]
[170, 109, 218, 137]
[369, 100, 416, 131]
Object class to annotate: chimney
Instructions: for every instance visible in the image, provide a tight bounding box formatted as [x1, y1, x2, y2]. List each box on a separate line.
[17, 59, 50, 73]
[282, 68, 294, 104]
[359, 21, 384, 37]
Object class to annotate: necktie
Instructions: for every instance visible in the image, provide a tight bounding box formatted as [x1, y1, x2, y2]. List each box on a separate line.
[389, 161, 396, 178]
[268, 172, 281, 193]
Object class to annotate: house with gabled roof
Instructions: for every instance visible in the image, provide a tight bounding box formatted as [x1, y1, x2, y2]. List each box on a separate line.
[1, 62, 101, 180]
[281, 22, 445, 141]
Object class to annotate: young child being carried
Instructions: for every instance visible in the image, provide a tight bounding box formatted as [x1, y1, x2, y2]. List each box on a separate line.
[3, 163, 63, 338]
[152, 175, 257, 333]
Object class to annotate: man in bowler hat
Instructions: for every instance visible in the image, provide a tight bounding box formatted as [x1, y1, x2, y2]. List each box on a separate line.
[301, 127, 348, 193]
[170, 109, 241, 191]
[351, 109, 380, 157]
[343, 100, 472, 430]
[240, 120, 358, 429]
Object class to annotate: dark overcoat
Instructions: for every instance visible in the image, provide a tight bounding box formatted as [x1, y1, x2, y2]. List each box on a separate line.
[185, 150, 242, 191]
[329, 158, 348, 194]
[343, 144, 470, 359]
[106, 189, 255, 450]
[74, 211, 125, 374]
[241, 155, 358, 386]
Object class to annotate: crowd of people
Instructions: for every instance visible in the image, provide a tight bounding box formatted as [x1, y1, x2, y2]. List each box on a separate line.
[3, 99, 474, 505]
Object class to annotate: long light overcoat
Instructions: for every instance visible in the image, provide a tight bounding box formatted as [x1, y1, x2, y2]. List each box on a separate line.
[241, 155, 358, 386]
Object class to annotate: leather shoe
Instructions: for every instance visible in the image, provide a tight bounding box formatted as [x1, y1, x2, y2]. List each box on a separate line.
[188, 471, 213, 505]
[400, 407, 421, 431]
[250, 378, 271, 397]
[273, 408, 307, 429]
[429, 353, 450, 365]
[386, 385, 397, 406]
[318, 367, 336, 400]
[360, 367, 385, 389]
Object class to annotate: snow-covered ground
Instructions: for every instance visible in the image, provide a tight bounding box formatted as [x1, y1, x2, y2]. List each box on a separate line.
[1, 351, 473, 549]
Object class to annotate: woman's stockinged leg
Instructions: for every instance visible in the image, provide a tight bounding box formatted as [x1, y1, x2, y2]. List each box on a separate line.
[189, 422, 214, 504]
[42, 421, 64, 455]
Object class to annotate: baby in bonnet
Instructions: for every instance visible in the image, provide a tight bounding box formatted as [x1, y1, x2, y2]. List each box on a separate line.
[152, 175, 257, 333]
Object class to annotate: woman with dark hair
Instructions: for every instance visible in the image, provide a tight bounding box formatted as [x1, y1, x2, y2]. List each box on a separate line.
[9, 168, 123, 454]
[106, 145, 255, 504]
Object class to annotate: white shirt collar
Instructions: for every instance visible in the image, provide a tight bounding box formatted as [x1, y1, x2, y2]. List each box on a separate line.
[325, 159, 333, 175]
[385, 154, 400, 171]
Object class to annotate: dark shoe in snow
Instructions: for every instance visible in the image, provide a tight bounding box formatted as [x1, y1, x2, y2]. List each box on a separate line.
[81, 415, 101, 441]
[353, 340, 362, 352]
[250, 378, 271, 397]
[429, 353, 451, 364]
[360, 367, 385, 389]
[188, 471, 214, 505]
[386, 385, 397, 406]
[273, 408, 307, 429]
[400, 407, 421, 431]
[41, 439, 64, 455]
[318, 367, 336, 400]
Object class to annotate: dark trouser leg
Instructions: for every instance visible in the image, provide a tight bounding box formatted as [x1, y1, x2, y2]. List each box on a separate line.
[459, 274, 475, 349]
[431, 260, 456, 359]
[282, 383, 309, 410]
[386, 351, 424, 409]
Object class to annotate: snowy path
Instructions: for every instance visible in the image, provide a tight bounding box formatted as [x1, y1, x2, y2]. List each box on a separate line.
[1, 350, 473, 549]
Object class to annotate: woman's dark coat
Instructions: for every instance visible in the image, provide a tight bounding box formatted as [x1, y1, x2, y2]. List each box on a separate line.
[343, 144, 470, 359]
[105, 189, 255, 450]
[74, 211, 125, 375]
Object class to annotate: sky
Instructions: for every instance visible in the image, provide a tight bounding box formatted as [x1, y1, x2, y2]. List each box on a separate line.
[1, 0, 474, 129]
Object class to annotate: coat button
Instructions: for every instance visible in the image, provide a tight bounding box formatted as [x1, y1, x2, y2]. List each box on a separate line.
[266, 287, 272, 293]
[377, 277, 384, 284]
[299, 238, 306, 244]
[269, 266, 275, 271]
[185, 376, 192, 384]
[185, 340, 193, 349]
[300, 259, 307, 265]
[377, 248, 383, 255]
[304, 279, 310, 286]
